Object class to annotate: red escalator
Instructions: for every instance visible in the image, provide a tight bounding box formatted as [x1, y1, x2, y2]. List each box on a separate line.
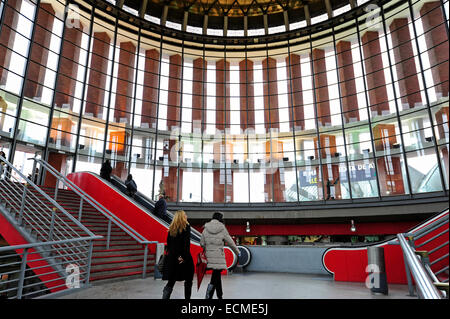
[322, 209, 449, 284]
[66, 172, 238, 271]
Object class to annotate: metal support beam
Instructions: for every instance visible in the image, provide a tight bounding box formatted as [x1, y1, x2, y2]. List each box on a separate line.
[263, 13, 268, 35]
[182, 10, 188, 32]
[203, 14, 208, 35]
[116, 0, 124, 9]
[349, 0, 357, 9]
[138, 0, 148, 19]
[304, 4, 311, 26]
[223, 15, 228, 37]
[325, 0, 333, 18]
[161, 5, 168, 27]
[243, 15, 248, 37]
[283, 10, 289, 32]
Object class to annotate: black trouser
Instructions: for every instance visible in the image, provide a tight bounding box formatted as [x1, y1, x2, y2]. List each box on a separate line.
[210, 269, 223, 298]
[166, 279, 193, 299]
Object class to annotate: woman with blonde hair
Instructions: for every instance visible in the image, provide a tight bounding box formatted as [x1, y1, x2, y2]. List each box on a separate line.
[162, 210, 194, 299]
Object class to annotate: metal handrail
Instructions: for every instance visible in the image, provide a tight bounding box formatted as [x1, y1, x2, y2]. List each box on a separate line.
[32, 159, 151, 241]
[31, 157, 158, 278]
[0, 156, 102, 299]
[0, 237, 100, 299]
[397, 234, 443, 299]
[1, 155, 97, 239]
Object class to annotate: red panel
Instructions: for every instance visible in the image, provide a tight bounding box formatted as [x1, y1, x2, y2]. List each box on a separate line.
[323, 210, 448, 284]
[0, 213, 66, 293]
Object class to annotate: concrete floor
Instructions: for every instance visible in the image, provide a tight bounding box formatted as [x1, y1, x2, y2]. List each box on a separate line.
[58, 272, 414, 299]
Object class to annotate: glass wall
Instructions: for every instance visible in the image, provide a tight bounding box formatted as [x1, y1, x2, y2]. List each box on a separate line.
[0, 0, 448, 203]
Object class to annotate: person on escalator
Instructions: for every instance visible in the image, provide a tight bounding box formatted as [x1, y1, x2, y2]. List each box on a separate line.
[162, 210, 194, 299]
[153, 194, 168, 222]
[200, 211, 240, 299]
[125, 174, 137, 198]
[100, 160, 112, 182]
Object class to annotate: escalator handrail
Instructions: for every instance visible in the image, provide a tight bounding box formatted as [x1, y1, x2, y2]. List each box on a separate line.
[109, 175, 203, 241]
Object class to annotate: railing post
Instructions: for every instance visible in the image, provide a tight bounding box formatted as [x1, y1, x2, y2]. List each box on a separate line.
[85, 240, 94, 287]
[17, 247, 29, 299]
[106, 219, 112, 250]
[48, 207, 56, 241]
[18, 184, 28, 225]
[31, 158, 37, 183]
[142, 244, 148, 279]
[54, 179, 59, 200]
[404, 236, 416, 297]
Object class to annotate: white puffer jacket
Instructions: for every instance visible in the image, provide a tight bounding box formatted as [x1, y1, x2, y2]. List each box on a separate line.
[200, 219, 240, 270]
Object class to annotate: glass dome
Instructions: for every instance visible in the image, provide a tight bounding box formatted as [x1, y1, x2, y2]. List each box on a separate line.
[0, 0, 448, 205]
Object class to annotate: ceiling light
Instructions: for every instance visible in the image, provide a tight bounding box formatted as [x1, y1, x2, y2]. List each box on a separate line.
[350, 220, 356, 232]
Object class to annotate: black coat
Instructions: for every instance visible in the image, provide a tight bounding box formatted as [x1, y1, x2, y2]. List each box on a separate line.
[100, 162, 112, 180]
[163, 224, 194, 282]
[153, 198, 167, 218]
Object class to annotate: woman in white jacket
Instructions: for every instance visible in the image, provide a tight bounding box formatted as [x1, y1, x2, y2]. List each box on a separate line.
[200, 211, 240, 299]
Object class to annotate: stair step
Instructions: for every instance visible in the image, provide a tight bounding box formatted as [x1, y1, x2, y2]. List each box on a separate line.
[91, 257, 155, 268]
[90, 262, 154, 273]
[90, 269, 154, 282]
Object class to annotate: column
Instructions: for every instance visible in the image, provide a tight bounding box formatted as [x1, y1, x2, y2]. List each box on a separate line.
[162, 139, 182, 202]
[114, 41, 136, 123]
[213, 141, 233, 203]
[389, 18, 422, 108]
[435, 107, 449, 179]
[239, 59, 255, 131]
[54, 21, 83, 109]
[216, 59, 230, 132]
[142, 48, 160, 129]
[0, 0, 21, 85]
[23, 3, 55, 99]
[262, 57, 279, 130]
[264, 139, 285, 202]
[336, 41, 360, 122]
[85, 32, 111, 118]
[312, 49, 331, 126]
[373, 124, 405, 195]
[286, 54, 304, 130]
[420, 1, 449, 98]
[192, 57, 205, 133]
[166, 54, 182, 132]
[361, 31, 390, 116]
[44, 152, 67, 187]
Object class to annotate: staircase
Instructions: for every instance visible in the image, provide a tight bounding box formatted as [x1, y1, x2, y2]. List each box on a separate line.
[32, 186, 156, 283]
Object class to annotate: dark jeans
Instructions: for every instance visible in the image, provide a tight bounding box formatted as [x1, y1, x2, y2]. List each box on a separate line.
[210, 269, 223, 298]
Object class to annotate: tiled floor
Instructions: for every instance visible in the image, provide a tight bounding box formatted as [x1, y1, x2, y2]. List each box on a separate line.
[58, 272, 415, 299]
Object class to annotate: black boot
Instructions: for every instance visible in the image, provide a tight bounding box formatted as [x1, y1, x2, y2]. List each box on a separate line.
[184, 281, 192, 300]
[162, 285, 173, 299]
[216, 284, 223, 299]
[205, 284, 215, 299]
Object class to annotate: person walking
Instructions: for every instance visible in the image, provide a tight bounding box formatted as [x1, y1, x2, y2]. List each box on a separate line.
[162, 210, 194, 299]
[100, 159, 112, 182]
[200, 211, 240, 299]
[125, 174, 137, 198]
